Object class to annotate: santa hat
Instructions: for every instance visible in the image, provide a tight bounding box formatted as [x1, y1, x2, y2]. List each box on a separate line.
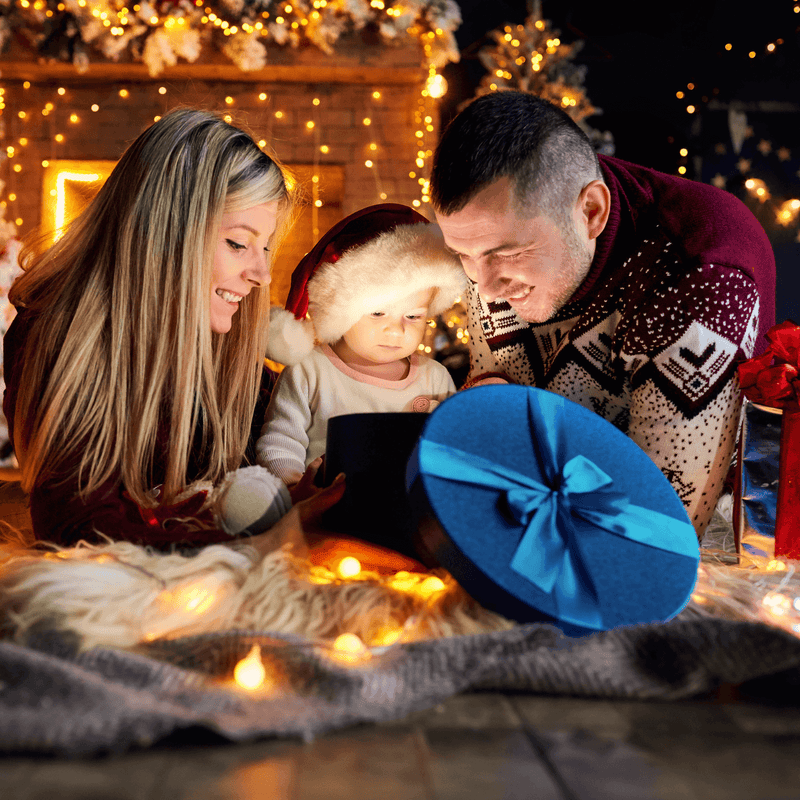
[267, 203, 466, 365]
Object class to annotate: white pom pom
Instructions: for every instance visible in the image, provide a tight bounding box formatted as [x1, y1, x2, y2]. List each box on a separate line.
[215, 466, 291, 536]
[265, 307, 315, 365]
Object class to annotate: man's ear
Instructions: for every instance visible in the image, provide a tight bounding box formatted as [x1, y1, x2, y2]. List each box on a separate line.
[576, 180, 611, 241]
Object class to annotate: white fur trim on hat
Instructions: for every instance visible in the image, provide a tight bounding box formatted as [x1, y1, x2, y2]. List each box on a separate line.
[265, 306, 316, 366]
[306, 223, 466, 344]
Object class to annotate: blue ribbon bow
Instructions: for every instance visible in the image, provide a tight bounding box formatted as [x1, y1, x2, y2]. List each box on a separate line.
[413, 393, 697, 630]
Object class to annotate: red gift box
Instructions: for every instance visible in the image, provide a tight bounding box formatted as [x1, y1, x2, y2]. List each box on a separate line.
[737, 321, 800, 559]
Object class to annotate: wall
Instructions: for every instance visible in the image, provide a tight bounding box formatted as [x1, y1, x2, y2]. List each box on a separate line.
[0, 36, 439, 304]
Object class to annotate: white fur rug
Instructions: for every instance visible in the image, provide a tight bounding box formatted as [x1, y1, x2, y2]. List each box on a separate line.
[2, 494, 794, 653]
[0, 532, 514, 652]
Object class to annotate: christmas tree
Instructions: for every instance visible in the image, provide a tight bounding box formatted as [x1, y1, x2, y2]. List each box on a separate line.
[474, 0, 611, 153]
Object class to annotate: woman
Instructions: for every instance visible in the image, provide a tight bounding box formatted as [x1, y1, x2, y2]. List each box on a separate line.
[3, 108, 341, 549]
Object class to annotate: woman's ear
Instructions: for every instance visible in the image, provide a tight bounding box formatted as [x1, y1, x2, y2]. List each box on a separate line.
[576, 180, 611, 241]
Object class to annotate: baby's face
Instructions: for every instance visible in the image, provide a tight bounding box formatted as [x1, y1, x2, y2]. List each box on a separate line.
[338, 287, 434, 366]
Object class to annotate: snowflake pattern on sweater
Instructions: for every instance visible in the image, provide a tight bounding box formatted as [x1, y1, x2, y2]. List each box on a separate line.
[466, 226, 761, 535]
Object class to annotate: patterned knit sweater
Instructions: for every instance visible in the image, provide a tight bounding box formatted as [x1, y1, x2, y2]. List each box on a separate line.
[465, 155, 776, 535]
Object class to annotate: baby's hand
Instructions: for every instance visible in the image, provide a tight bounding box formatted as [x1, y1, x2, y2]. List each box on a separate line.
[288, 457, 325, 505]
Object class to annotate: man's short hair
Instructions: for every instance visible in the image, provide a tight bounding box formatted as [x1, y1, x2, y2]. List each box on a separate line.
[430, 91, 601, 221]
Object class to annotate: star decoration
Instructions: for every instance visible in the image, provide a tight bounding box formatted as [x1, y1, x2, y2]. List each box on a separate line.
[711, 174, 727, 188]
[778, 147, 792, 161]
[737, 158, 752, 173]
[757, 139, 772, 156]
[746, 126, 755, 138]
[714, 143, 727, 155]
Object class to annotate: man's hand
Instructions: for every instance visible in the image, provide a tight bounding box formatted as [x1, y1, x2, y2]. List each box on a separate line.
[462, 376, 509, 390]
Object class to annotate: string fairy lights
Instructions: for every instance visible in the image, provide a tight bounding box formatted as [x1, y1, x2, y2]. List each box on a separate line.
[4, 0, 461, 77]
[0, 1, 460, 236]
[474, 11, 596, 126]
[670, 1, 799, 238]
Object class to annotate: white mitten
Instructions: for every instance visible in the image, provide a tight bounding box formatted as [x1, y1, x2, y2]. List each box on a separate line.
[215, 465, 292, 535]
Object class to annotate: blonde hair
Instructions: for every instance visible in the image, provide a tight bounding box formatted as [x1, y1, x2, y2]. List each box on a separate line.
[10, 108, 291, 506]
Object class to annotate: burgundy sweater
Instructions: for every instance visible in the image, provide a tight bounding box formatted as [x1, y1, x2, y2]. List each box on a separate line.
[3, 309, 275, 548]
[465, 155, 776, 534]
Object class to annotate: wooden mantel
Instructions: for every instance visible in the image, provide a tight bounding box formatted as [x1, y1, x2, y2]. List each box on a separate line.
[0, 60, 423, 85]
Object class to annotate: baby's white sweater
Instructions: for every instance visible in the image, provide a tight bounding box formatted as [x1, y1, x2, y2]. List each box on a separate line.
[257, 344, 455, 483]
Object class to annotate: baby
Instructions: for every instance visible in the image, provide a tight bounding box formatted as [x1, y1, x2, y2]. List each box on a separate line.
[257, 203, 465, 485]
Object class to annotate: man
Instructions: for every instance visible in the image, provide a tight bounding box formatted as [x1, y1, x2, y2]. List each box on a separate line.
[430, 91, 775, 536]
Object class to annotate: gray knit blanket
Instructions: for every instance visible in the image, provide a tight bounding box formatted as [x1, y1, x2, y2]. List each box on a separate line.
[2, 617, 799, 756]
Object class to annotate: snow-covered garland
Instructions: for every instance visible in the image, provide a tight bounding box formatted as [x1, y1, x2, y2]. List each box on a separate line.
[0, 0, 461, 76]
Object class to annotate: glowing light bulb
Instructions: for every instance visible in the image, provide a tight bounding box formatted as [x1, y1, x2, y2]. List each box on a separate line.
[417, 576, 446, 597]
[337, 557, 361, 578]
[371, 627, 402, 646]
[333, 633, 367, 655]
[763, 592, 792, 617]
[234, 645, 267, 690]
[425, 73, 447, 99]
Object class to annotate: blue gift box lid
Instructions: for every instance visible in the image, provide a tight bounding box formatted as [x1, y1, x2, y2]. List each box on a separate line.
[406, 386, 700, 634]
